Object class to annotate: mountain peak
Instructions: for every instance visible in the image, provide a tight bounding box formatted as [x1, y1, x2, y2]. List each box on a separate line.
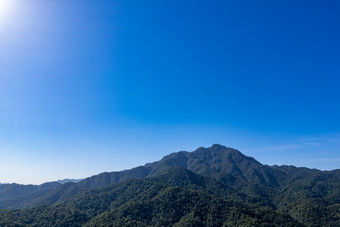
[146, 144, 269, 186]
[190, 144, 251, 163]
[211, 143, 227, 149]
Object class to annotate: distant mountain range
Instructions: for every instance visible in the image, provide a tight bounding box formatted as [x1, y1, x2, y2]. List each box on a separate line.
[56, 178, 84, 184]
[0, 144, 339, 226]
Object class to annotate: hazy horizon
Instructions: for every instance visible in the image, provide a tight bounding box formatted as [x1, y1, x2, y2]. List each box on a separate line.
[1, 0, 339, 184]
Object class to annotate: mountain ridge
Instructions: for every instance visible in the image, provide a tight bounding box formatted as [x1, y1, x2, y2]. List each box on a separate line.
[1, 144, 337, 210]
[2, 144, 335, 186]
[0, 144, 339, 226]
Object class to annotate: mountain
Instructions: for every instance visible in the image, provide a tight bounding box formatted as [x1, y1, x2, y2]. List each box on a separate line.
[17, 145, 328, 207]
[0, 167, 302, 226]
[84, 186, 299, 227]
[56, 179, 83, 184]
[0, 182, 61, 209]
[0, 145, 256, 208]
[0, 144, 339, 226]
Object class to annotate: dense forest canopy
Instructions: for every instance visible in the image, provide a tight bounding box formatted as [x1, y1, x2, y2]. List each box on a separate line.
[0, 145, 339, 226]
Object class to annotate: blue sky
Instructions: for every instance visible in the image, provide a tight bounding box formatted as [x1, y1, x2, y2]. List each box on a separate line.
[0, 0, 339, 184]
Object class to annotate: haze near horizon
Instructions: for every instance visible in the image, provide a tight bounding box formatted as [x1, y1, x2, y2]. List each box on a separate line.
[0, 0, 339, 184]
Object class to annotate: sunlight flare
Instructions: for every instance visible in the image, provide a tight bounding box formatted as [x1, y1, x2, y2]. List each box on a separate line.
[0, 0, 11, 14]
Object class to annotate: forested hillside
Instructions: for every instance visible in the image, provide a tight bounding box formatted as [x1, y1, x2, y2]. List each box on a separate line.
[0, 145, 339, 226]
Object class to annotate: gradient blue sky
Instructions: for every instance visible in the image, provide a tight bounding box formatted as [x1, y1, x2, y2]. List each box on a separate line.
[0, 0, 339, 184]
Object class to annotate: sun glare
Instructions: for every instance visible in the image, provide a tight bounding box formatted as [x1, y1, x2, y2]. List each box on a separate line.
[0, 0, 12, 16]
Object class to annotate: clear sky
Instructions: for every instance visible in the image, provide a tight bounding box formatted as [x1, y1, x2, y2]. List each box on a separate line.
[0, 0, 339, 184]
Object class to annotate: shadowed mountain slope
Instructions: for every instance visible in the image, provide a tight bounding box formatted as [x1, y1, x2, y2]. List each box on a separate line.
[0, 167, 302, 226]
[0, 144, 336, 210]
[0, 144, 339, 226]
